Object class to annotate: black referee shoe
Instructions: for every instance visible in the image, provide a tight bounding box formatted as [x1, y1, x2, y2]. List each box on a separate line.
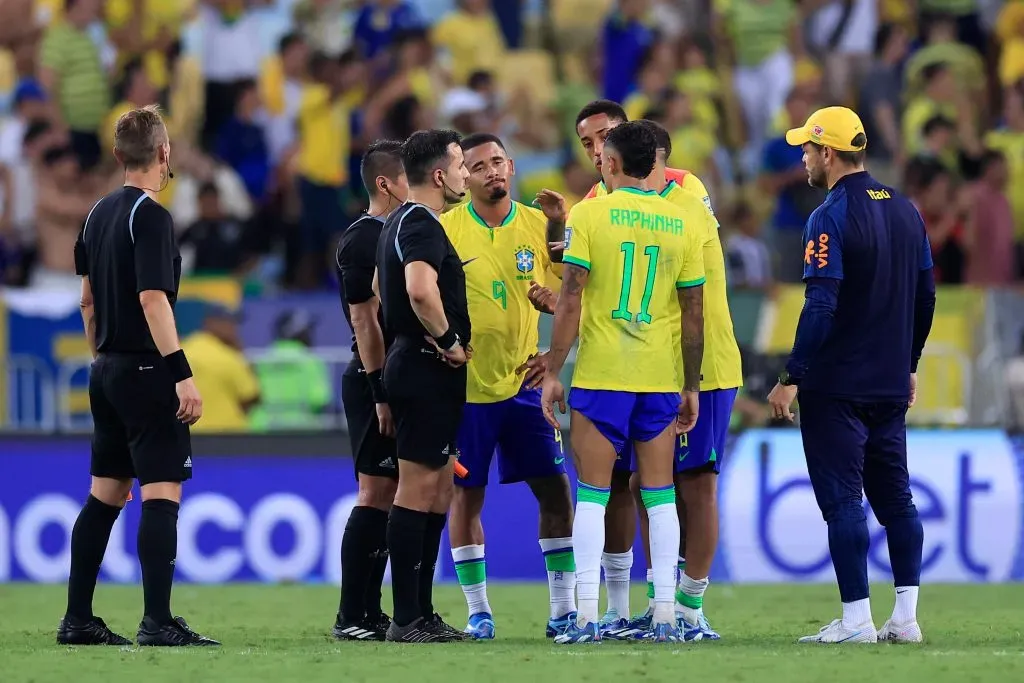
[385, 616, 462, 643]
[426, 613, 467, 640]
[137, 616, 220, 647]
[57, 615, 132, 646]
[332, 613, 389, 642]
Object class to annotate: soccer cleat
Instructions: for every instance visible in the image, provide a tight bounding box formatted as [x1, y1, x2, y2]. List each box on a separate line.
[136, 616, 220, 647]
[877, 619, 923, 643]
[604, 608, 652, 641]
[427, 613, 467, 640]
[798, 618, 877, 644]
[677, 612, 721, 641]
[643, 622, 683, 643]
[56, 615, 132, 646]
[463, 612, 495, 640]
[553, 620, 601, 644]
[385, 616, 462, 643]
[332, 614, 388, 642]
[367, 612, 393, 634]
[598, 608, 629, 639]
[545, 611, 577, 638]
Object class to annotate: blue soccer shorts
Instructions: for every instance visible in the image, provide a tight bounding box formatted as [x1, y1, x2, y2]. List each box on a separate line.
[568, 388, 680, 459]
[455, 386, 566, 488]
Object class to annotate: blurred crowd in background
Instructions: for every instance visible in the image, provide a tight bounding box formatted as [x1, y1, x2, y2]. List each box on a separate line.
[2, 0, 1024, 433]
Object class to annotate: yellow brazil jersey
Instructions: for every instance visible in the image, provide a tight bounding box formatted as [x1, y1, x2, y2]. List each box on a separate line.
[441, 201, 558, 404]
[659, 179, 744, 390]
[297, 84, 349, 186]
[181, 331, 260, 433]
[563, 187, 706, 393]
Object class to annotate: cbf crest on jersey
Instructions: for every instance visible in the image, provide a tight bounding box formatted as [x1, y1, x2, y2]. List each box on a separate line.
[514, 244, 535, 280]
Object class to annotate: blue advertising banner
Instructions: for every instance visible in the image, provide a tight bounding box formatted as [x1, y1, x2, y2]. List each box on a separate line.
[1, 430, 1022, 584]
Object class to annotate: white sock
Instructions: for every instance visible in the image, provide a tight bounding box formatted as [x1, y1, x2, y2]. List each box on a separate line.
[452, 544, 491, 617]
[892, 586, 919, 624]
[574, 499, 607, 625]
[601, 550, 633, 619]
[539, 537, 577, 618]
[646, 568, 655, 610]
[676, 572, 709, 624]
[842, 597, 873, 628]
[644, 497, 680, 625]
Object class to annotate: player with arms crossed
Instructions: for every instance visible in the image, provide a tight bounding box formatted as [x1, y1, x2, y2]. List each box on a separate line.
[439, 133, 577, 639]
[540, 122, 706, 644]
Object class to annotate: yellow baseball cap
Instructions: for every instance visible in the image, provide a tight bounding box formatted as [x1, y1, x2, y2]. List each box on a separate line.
[785, 106, 868, 152]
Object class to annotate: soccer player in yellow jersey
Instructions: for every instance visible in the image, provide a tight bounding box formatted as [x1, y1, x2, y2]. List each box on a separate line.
[439, 134, 577, 640]
[541, 122, 706, 644]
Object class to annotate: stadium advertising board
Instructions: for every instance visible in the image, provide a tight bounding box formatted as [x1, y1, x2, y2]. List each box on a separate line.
[1, 430, 1022, 584]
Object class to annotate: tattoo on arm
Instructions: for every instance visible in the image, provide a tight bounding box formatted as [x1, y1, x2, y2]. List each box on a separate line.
[679, 285, 704, 392]
[547, 263, 588, 375]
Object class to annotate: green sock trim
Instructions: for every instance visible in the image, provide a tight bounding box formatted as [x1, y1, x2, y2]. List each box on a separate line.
[646, 581, 655, 600]
[577, 482, 611, 506]
[640, 486, 675, 508]
[678, 559, 686, 573]
[454, 559, 486, 586]
[676, 590, 702, 609]
[544, 550, 576, 572]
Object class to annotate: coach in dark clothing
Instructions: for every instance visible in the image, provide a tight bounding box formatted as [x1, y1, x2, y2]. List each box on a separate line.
[767, 107, 936, 645]
[376, 129, 471, 643]
[60, 105, 218, 648]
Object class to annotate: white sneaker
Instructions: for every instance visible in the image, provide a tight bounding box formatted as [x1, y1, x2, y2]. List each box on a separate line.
[877, 619, 923, 643]
[798, 618, 878, 644]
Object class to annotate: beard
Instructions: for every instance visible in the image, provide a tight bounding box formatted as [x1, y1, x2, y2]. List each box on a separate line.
[442, 184, 465, 204]
[808, 168, 828, 189]
[487, 186, 508, 202]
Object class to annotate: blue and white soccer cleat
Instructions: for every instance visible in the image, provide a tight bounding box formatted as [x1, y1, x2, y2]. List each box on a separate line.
[553, 620, 601, 644]
[643, 622, 683, 643]
[798, 618, 877, 644]
[597, 609, 629, 639]
[604, 608, 652, 641]
[464, 612, 495, 640]
[545, 611, 577, 638]
[677, 612, 721, 641]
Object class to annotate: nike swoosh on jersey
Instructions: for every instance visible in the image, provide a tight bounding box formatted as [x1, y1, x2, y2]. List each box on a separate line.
[461, 257, 478, 266]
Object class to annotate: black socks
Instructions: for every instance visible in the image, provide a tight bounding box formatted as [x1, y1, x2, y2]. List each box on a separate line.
[138, 499, 179, 625]
[419, 513, 447, 619]
[339, 506, 389, 622]
[66, 495, 122, 620]
[387, 505, 428, 626]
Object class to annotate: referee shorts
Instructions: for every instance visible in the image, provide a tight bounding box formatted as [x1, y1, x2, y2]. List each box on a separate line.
[389, 394, 464, 471]
[88, 354, 192, 486]
[341, 363, 398, 480]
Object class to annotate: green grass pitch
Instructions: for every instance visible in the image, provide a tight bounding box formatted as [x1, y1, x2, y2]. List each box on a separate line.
[2, 583, 1023, 682]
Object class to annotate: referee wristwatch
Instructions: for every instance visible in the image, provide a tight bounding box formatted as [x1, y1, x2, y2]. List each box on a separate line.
[778, 370, 800, 387]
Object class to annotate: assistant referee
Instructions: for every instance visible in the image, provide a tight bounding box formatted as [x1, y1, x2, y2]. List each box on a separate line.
[376, 129, 471, 643]
[767, 107, 936, 645]
[59, 105, 219, 648]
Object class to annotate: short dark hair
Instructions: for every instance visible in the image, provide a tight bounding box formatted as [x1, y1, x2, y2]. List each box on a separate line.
[808, 132, 868, 166]
[461, 133, 505, 153]
[467, 70, 493, 90]
[979, 148, 1006, 174]
[360, 139, 405, 196]
[604, 122, 657, 179]
[198, 181, 219, 198]
[575, 99, 628, 128]
[234, 79, 257, 107]
[922, 115, 955, 137]
[636, 119, 672, 159]
[279, 31, 303, 55]
[873, 23, 896, 57]
[401, 129, 463, 185]
[43, 145, 75, 167]
[24, 119, 52, 147]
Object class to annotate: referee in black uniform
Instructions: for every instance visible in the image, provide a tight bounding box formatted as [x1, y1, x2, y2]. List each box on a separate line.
[58, 105, 218, 648]
[376, 129, 471, 643]
[332, 140, 409, 641]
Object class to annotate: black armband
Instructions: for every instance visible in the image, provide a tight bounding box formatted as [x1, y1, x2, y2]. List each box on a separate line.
[163, 349, 193, 383]
[433, 327, 458, 351]
[366, 368, 388, 403]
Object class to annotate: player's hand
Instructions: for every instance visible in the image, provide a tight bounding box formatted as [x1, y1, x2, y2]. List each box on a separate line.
[375, 402, 395, 437]
[676, 391, 699, 434]
[175, 378, 203, 425]
[909, 373, 917, 408]
[767, 382, 798, 422]
[424, 335, 469, 367]
[516, 353, 548, 390]
[528, 281, 557, 314]
[533, 189, 566, 222]
[540, 374, 566, 429]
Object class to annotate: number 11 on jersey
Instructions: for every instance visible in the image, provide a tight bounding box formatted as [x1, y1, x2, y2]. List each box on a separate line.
[611, 241, 659, 324]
